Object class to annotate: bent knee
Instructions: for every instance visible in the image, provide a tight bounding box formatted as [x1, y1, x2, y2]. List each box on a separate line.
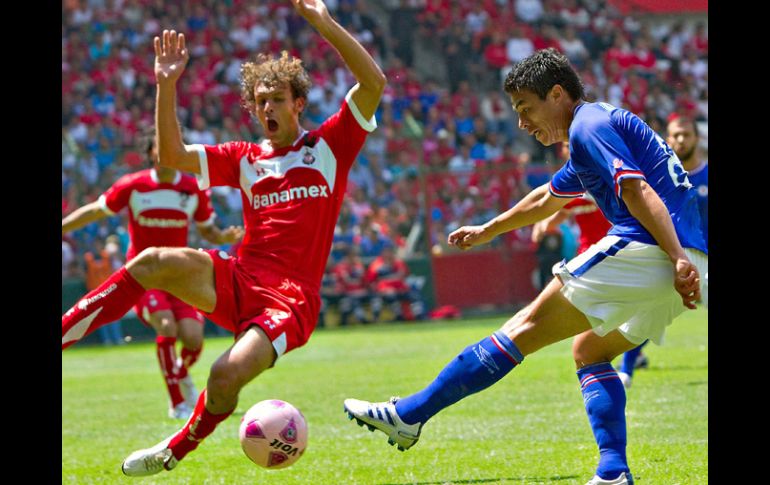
[129, 247, 199, 287]
[182, 333, 203, 350]
[572, 341, 616, 368]
[128, 247, 174, 286]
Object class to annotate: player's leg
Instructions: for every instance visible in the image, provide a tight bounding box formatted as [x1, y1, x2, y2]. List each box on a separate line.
[145, 309, 189, 418]
[122, 325, 277, 476]
[616, 340, 649, 388]
[176, 315, 205, 408]
[573, 329, 638, 484]
[344, 277, 592, 449]
[62, 247, 216, 350]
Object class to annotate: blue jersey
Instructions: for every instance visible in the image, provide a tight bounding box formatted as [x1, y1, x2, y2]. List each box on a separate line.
[550, 102, 707, 254]
[686, 161, 708, 249]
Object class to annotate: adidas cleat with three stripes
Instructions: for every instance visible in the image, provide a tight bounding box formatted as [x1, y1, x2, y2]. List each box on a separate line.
[343, 397, 422, 451]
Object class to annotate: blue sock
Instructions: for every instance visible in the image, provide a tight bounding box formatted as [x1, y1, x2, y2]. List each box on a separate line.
[578, 362, 629, 480]
[395, 331, 523, 425]
[618, 340, 648, 376]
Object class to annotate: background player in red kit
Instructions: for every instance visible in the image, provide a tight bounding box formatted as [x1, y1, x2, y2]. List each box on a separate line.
[61, 0, 385, 476]
[62, 130, 244, 419]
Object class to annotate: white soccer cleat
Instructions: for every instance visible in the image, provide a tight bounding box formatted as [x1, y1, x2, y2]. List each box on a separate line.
[179, 375, 198, 408]
[343, 397, 422, 451]
[168, 402, 193, 420]
[121, 437, 178, 477]
[585, 472, 634, 485]
[617, 371, 632, 389]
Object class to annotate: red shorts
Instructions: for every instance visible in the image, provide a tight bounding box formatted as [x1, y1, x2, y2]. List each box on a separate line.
[201, 249, 320, 358]
[134, 290, 204, 326]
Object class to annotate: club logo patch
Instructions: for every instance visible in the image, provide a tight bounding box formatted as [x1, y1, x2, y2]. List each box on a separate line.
[613, 158, 624, 169]
[302, 149, 315, 165]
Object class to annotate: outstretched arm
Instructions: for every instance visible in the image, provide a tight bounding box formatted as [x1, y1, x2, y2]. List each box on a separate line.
[448, 183, 571, 250]
[291, 0, 386, 120]
[154, 30, 200, 174]
[62, 200, 109, 234]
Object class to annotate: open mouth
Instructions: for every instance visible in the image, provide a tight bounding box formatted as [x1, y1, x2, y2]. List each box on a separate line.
[267, 119, 279, 132]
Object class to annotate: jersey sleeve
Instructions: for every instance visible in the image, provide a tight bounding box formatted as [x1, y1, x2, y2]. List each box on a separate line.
[317, 84, 378, 173]
[549, 159, 585, 198]
[193, 188, 216, 226]
[98, 174, 134, 214]
[570, 109, 645, 199]
[188, 142, 244, 190]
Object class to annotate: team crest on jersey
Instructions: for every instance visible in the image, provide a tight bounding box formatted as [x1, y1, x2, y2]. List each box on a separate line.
[612, 159, 624, 169]
[302, 148, 315, 165]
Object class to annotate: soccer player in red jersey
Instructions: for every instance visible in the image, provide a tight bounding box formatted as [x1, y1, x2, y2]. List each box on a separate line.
[62, 130, 244, 419]
[61, 0, 385, 476]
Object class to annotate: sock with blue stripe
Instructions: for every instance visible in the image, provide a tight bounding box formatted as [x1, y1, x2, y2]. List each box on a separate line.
[618, 340, 649, 376]
[578, 362, 630, 480]
[395, 331, 523, 425]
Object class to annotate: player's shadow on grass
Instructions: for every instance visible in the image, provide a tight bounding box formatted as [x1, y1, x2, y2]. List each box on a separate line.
[379, 475, 579, 485]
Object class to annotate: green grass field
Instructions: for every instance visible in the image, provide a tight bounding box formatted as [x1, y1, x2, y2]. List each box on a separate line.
[62, 307, 707, 484]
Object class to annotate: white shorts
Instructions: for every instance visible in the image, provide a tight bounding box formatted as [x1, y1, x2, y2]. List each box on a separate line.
[553, 236, 708, 345]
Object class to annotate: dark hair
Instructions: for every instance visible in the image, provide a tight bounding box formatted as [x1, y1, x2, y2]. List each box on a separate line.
[503, 48, 585, 101]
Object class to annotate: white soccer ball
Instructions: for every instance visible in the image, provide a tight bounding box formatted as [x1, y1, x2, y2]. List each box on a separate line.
[239, 399, 308, 469]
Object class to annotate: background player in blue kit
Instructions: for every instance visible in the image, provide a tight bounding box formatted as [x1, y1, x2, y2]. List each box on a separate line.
[344, 49, 707, 485]
[616, 113, 708, 388]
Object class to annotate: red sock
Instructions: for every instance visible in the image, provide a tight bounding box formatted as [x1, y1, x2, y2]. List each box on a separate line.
[156, 336, 185, 407]
[62, 267, 145, 350]
[168, 389, 234, 461]
[177, 345, 203, 379]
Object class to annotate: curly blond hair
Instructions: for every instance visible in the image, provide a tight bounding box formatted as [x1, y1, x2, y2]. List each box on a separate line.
[240, 51, 312, 114]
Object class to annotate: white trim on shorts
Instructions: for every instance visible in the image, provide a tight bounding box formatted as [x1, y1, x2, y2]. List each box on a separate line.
[553, 235, 708, 345]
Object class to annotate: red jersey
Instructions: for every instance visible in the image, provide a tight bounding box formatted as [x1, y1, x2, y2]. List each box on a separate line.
[366, 256, 410, 293]
[99, 168, 215, 260]
[193, 89, 375, 289]
[564, 195, 612, 254]
[333, 260, 368, 293]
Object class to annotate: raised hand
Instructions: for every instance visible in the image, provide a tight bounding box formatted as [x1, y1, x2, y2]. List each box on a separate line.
[289, 0, 331, 27]
[154, 29, 189, 85]
[447, 225, 494, 251]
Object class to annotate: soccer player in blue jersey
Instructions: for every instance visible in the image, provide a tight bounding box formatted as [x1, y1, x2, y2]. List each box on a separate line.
[344, 49, 707, 485]
[616, 113, 709, 388]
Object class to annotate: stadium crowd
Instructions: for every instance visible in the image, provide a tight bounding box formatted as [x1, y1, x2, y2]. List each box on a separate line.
[62, 0, 707, 321]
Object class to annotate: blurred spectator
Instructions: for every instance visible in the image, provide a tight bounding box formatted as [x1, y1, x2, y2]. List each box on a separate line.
[506, 25, 535, 64]
[84, 240, 125, 346]
[516, 0, 544, 23]
[366, 244, 424, 322]
[333, 247, 372, 325]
